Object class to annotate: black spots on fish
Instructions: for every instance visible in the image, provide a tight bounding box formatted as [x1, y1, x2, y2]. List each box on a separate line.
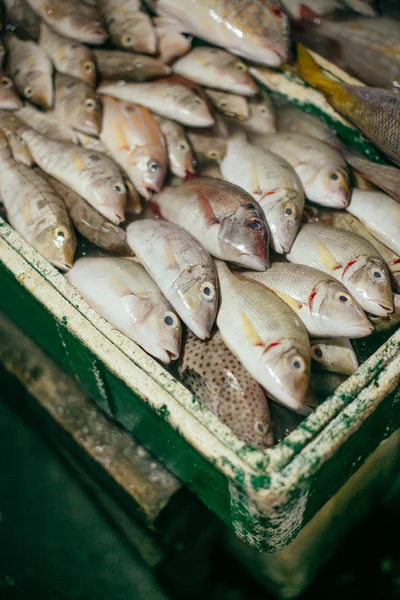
[88, 153, 101, 162]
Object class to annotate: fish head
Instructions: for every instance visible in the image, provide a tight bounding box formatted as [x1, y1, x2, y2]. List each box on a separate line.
[212, 54, 258, 96]
[35, 223, 77, 272]
[0, 75, 23, 109]
[7, 133, 34, 166]
[70, 89, 102, 135]
[219, 203, 270, 270]
[178, 92, 214, 127]
[124, 295, 182, 363]
[214, 93, 249, 120]
[170, 135, 196, 178]
[79, 59, 97, 88]
[265, 190, 303, 253]
[92, 175, 127, 224]
[311, 165, 350, 208]
[344, 255, 394, 317]
[71, 12, 108, 45]
[261, 341, 310, 412]
[24, 69, 53, 108]
[174, 264, 218, 340]
[245, 98, 276, 134]
[311, 280, 373, 338]
[131, 57, 171, 81]
[311, 340, 359, 376]
[142, 154, 168, 194]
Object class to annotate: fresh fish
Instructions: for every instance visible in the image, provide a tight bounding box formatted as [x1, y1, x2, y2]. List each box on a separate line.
[18, 124, 126, 225]
[4, 0, 39, 30]
[98, 78, 214, 127]
[44, 175, 132, 255]
[0, 72, 23, 110]
[298, 17, 399, 89]
[253, 132, 350, 208]
[310, 337, 359, 375]
[286, 222, 394, 317]
[277, 105, 339, 147]
[151, 176, 270, 269]
[0, 129, 76, 270]
[154, 19, 191, 64]
[66, 257, 181, 363]
[154, 116, 194, 178]
[221, 130, 304, 253]
[0, 112, 33, 166]
[51, 73, 101, 136]
[4, 33, 53, 108]
[179, 330, 273, 448]
[100, 96, 168, 199]
[240, 94, 276, 134]
[97, 0, 156, 55]
[297, 45, 400, 166]
[347, 189, 400, 256]
[147, 0, 290, 67]
[215, 260, 310, 412]
[315, 207, 400, 292]
[39, 22, 96, 88]
[244, 262, 372, 338]
[15, 104, 78, 143]
[127, 219, 218, 339]
[24, 0, 107, 44]
[205, 89, 249, 120]
[172, 47, 258, 96]
[340, 145, 400, 203]
[281, 0, 337, 19]
[93, 50, 171, 82]
[187, 116, 228, 164]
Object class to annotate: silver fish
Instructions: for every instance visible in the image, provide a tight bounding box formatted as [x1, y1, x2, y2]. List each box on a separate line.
[216, 260, 310, 412]
[244, 262, 372, 338]
[277, 105, 339, 148]
[154, 116, 195, 178]
[252, 132, 350, 208]
[187, 116, 228, 164]
[0, 129, 76, 270]
[24, 0, 107, 44]
[0, 111, 34, 166]
[39, 22, 96, 88]
[172, 47, 258, 96]
[4, 33, 53, 108]
[151, 176, 270, 269]
[347, 189, 400, 257]
[310, 337, 359, 375]
[51, 73, 101, 136]
[97, 0, 157, 55]
[154, 19, 191, 64]
[239, 94, 276, 135]
[66, 257, 181, 363]
[148, 0, 290, 67]
[97, 78, 214, 127]
[127, 219, 218, 339]
[15, 104, 78, 143]
[93, 49, 171, 82]
[286, 223, 394, 317]
[18, 123, 126, 225]
[221, 130, 304, 253]
[205, 89, 249, 120]
[179, 330, 273, 448]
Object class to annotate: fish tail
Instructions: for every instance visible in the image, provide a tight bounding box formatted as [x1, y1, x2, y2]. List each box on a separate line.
[296, 44, 342, 99]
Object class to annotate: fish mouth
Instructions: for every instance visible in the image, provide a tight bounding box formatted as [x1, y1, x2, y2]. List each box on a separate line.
[364, 301, 394, 317]
[342, 321, 374, 338]
[239, 253, 269, 271]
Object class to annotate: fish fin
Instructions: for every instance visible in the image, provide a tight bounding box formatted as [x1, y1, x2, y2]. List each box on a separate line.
[240, 311, 262, 347]
[197, 189, 219, 226]
[316, 239, 340, 272]
[72, 152, 87, 172]
[376, 45, 400, 59]
[296, 44, 343, 99]
[269, 288, 302, 312]
[164, 237, 179, 270]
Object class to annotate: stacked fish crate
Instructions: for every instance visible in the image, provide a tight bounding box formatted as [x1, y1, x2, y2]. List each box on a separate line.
[1, 0, 400, 563]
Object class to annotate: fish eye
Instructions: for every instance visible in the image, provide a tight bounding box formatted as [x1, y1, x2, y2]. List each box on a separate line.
[85, 98, 96, 110]
[338, 294, 349, 303]
[113, 182, 125, 193]
[255, 422, 265, 434]
[0, 77, 11, 88]
[163, 312, 177, 327]
[220, 101, 227, 108]
[292, 356, 305, 370]
[54, 227, 68, 246]
[194, 97, 204, 105]
[281, 202, 297, 219]
[83, 61, 94, 73]
[200, 281, 216, 300]
[207, 150, 220, 159]
[24, 86, 33, 97]
[272, 6, 284, 17]
[373, 270, 382, 279]
[148, 160, 160, 172]
[178, 142, 188, 151]
[135, 61, 143, 68]
[235, 62, 247, 72]
[259, 107, 266, 113]
[330, 172, 339, 181]
[121, 34, 132, 46]
[247, 217, 263, 232]
[312, 346, 324, 360]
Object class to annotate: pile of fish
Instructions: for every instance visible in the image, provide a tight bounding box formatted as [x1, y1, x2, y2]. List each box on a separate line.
[1, 0, 400, 449]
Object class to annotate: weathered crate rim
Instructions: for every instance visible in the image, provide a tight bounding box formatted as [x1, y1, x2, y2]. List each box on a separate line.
[2, 217, 400, 508]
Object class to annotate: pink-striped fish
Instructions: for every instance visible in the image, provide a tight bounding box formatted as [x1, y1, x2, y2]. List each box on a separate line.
[146, 0, 290, 67]
[100, 96, 168, 199]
